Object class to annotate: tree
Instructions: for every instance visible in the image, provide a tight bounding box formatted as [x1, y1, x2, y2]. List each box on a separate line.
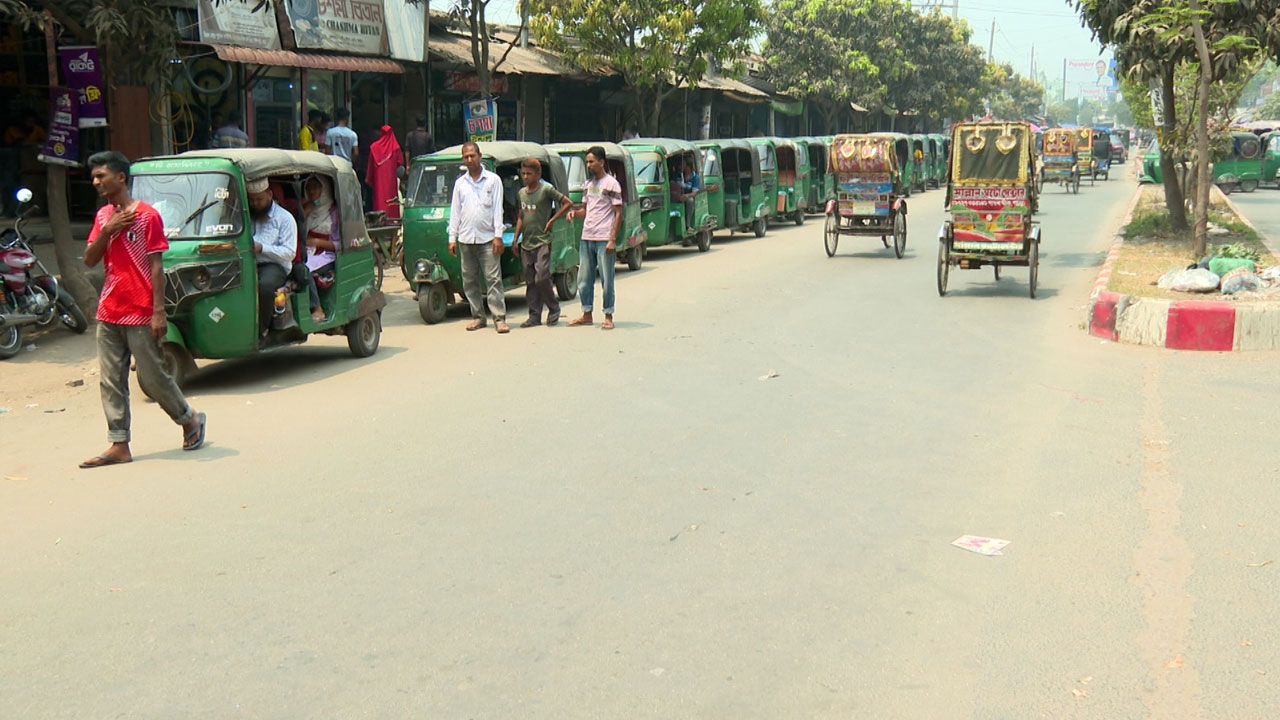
[891, 10, 989, 126]
[762, 0, 886, 133]
[985, 63, 1045, 121]
[534, 0, 763, 136]
[1258, 87, 1280, 120]
[448, 0, 527, 99]
[0, 0, 181, 314]
[1073, 0, 1280, 236]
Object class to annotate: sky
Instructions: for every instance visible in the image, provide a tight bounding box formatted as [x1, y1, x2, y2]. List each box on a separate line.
[483, 0, 1112, 84]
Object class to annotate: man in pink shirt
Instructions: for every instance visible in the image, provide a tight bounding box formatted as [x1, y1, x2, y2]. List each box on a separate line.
[569, 146, 623, 330]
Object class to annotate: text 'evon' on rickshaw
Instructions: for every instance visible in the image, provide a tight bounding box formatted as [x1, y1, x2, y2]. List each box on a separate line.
[822, 133, 907, 259]
[937, 122, 1041, 298]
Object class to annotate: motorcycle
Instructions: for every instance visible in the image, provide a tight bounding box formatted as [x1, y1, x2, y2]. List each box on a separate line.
[0, 187, 88, 358]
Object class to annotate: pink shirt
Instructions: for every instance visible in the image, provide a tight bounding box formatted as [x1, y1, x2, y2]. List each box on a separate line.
[581, 173, 622, 241]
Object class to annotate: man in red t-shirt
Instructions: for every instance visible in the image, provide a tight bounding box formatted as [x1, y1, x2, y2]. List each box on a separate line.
[79, 151, 206, 468]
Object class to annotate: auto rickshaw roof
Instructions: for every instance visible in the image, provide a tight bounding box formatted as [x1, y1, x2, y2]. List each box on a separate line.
[147, 148, 356, 179]
[435, 141, 551, 165]
[621, 137, 699, 156]
[544, 141, 630, 160]
[695, 138, 755, 153]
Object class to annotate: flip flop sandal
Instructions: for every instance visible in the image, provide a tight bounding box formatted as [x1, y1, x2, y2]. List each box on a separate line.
[466, 322, 486, 331]
[79, 455, 132, 469]
[569, 317, 592, 327]
[183, 412, 207, 451]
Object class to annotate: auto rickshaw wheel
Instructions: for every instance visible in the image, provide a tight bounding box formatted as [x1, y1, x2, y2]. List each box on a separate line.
[417, 283, 448, 324]
[696, 229, 712, 252]
[892, 213, 907, 259]
[793, 209, 804, 226]
[1029, 241, 1039, 299]
[347, 313, 381, 357]
[823, 215, 838, 257]
[555, 265, 579, 301]
[752, 217, 766, 238]
[626, 245, 644, 271]
[936, 239, 950, 297]
[160, 342, 195, 389]
[1242, 179, 1259, 193]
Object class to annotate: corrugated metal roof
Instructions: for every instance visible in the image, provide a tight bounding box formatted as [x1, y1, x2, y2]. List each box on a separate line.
[692, 75, 769, 98]
[209, 44, 404, 74]
[428, 33, 576, 76]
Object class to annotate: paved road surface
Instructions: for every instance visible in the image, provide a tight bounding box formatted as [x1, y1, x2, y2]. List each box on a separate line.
[1226, 186, 1280, 252]
[4, 164, 1278, 719]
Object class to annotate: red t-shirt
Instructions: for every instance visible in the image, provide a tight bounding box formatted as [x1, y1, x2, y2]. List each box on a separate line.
[87, 201, 169, 325]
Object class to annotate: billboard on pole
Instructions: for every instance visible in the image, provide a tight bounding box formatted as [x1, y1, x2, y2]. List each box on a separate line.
[1065, 57, 1117, 102]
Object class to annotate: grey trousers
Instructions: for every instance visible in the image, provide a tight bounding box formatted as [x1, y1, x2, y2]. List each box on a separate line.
[97, 322, 193, 443]
[521, 244, 559, 322]
[459, 241, 506, 321]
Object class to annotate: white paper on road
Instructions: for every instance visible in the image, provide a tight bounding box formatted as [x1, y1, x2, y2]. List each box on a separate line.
[952, 535, 1011, 556]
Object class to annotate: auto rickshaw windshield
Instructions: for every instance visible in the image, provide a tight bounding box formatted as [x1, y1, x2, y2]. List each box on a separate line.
[633, 152, 665, 183]
[406, 162, 465, 206]
[132, 171, 243, 240]
[563, 155, 587, 191]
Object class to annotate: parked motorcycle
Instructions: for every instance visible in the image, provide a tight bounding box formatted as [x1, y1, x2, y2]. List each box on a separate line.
[0, 188, 88, 358]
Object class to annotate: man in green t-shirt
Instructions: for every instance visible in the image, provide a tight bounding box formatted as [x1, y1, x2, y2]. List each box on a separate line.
[513, 158, 573, 327]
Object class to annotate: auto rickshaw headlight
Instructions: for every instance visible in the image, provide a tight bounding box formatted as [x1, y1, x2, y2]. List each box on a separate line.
[415, 258, 431, 274]
[192, 266, 212, 291]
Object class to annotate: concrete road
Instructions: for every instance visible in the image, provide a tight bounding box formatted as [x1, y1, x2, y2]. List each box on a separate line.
[1225, 187, 1280, 253]
[4, 164, 1278, 719]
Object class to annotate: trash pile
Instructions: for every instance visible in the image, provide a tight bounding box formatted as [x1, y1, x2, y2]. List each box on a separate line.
[1156, 241, 1280, 297]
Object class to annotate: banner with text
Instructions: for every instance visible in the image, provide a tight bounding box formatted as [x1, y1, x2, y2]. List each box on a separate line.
[464, 98, 497, 142]
[38, 88, 80, 167]
[284, 0, 387, 56]
[197, 0, 282, 49]
[1065, 57, 1116, 103]
[58, 46, 107, 128]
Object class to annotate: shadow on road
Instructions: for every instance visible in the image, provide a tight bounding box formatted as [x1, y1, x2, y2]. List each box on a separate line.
[180, 344, 407, 396]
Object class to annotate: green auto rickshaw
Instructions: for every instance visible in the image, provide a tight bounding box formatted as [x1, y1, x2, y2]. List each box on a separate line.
[129, 149, 386, 386]
[544, 141, 647, 270]
[1264, 131, 1280, 189]
[401, 142, 579, 324]
[909, 134, 931, 192]
[1212, 130, 1265, 194]
[870, 132, 915, 198]
[746, 138, 779, 223]
[927, 133, 948, 188]
[622, 138, 716, 252]
[746, 137, 808, 225]
[694, 138, 769, 237]
[795, 137, 835, 213]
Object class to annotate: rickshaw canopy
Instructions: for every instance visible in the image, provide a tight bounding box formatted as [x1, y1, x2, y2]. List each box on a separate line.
[830, 134, 900, 175]
[950, 123, 1033, 185]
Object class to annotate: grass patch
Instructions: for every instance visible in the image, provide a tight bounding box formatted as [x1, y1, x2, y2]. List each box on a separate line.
[1109, 186, 1278, 301]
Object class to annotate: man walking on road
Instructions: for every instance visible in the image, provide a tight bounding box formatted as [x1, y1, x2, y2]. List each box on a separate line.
[513, 157, 573, 327]
[570, 146, 623, 330]
[79, 151, 206, 468]
[448, 141, 509, 333]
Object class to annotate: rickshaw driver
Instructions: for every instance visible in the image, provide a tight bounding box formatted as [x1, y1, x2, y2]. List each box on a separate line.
[246, 177, 298, 338]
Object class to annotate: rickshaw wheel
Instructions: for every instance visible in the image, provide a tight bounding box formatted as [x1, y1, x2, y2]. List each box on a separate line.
[160, 342, 195, 389]
[994, 265, 1001, 281]
[752, 217, 766, 238]
[373, 256, 385, 290]
[823, 215, 838, 257]
[347, 313, 381, 357]
[418, 283, 449, 324]
[936, 239, 950, 296]
[555, 265, 579, 301]
[1072, 174, 1080, 194]
[1029, 241, 1039, 299]
[892, 213, 907, 259]
[696, 229, 712, 252]
[626, 245, 644, 271]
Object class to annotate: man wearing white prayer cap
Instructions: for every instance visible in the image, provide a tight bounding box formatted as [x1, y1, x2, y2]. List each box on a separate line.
[246, 176, 297, 340]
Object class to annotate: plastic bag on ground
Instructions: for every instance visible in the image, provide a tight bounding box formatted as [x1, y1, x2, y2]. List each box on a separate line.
[1221, 267, 1264, 295]
[1157, 267, 1220, 293]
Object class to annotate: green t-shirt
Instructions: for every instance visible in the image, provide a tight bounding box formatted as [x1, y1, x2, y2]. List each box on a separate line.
[517, 181, 567, 250]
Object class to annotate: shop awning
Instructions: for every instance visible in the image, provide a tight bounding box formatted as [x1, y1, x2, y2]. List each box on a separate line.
[428, 33, 575, 75]
[209, 45, 405, 74]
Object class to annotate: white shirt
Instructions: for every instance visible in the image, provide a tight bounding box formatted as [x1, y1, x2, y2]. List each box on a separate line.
[448, 168, 504, 245]
[253, 201, 297, 272]
[327, 125, 358, 162]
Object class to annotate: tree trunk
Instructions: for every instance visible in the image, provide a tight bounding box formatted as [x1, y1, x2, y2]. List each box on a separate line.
[1188, 1, 1213, 259]
[819, 103, 839, 135]
[47, 164, 97, 315]
[1157, 64, 1188, 231]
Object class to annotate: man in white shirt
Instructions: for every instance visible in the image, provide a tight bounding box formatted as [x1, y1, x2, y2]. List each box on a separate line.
[448, 141, 509, 333]
[247, 176, 298, 338]
[327, 108, 359, 165]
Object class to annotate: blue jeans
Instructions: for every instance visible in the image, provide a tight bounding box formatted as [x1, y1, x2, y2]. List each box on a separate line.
[578, 240, 615, 314]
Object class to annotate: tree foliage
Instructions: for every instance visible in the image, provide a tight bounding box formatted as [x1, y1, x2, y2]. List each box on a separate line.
[985, 63, 1045, 121]
[533, 0, 763, 136]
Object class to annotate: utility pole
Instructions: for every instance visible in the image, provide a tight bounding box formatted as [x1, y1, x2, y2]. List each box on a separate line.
[519, 0, 529, 48]
[987, 20, 995, 63]
[1029, 45, 1035, 79]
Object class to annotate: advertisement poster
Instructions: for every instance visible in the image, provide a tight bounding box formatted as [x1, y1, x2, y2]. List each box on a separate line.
[197, 0, 282, 49]
[57, 46, 107, 128]
[464, 98, 496, 142]
[37, 88, 79, 167]
[1066, 57, 1116, 102]
[284, 0, 387, 56]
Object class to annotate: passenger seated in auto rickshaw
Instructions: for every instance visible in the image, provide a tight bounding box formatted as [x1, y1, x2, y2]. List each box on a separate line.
[302, 175, 338, 323]
[247, 176, 298, 339]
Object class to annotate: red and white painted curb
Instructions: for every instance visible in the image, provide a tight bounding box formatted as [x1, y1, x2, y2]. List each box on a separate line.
[1087, 187, 1280, 351]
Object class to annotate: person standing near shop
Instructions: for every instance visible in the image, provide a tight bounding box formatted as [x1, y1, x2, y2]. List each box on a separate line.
[404, 115, 435, 165]
[213, 111, 250, 149]
[327, 108, 359, 165]
[366, 125, 405, 221]
[513, 157, 573, 327]
[569, 146, 622, 330]
[448, 141, 508, 334]
[79, 151, 206, 468]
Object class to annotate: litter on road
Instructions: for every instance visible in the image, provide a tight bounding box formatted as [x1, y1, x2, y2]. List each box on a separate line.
[952, 535, 1011, 556]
